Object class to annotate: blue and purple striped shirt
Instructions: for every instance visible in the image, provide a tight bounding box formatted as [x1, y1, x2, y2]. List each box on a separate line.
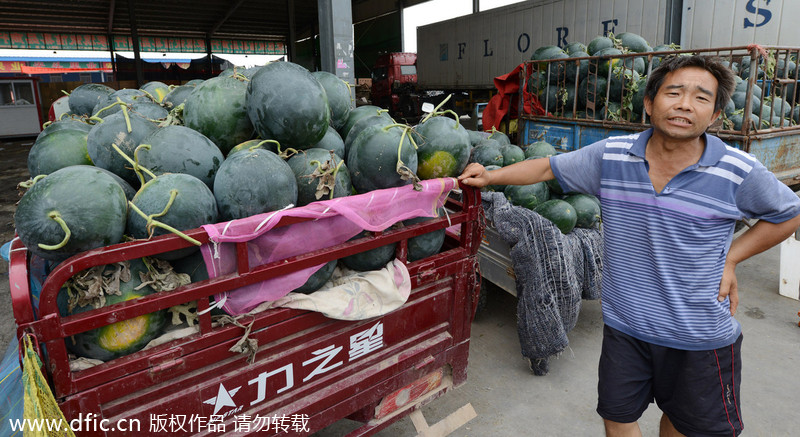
[550, 128, 800, 350]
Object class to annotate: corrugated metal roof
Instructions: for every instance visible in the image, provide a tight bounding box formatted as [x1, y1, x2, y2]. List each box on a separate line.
[0, 0, 432, 44]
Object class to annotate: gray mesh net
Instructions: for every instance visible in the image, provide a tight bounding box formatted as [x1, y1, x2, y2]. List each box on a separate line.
[481, 191, 603, 375]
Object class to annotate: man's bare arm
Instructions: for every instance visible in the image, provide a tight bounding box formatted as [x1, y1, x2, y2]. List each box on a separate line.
[718, 213, 800, 315]
[458, 157, 555, 188]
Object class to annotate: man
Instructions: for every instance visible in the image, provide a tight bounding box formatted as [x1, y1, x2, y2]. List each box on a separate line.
[459, 55, 800, 436]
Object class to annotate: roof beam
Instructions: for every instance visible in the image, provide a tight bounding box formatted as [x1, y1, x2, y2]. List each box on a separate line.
[108, 0, 116, 33]
[208, 0, 249, 37]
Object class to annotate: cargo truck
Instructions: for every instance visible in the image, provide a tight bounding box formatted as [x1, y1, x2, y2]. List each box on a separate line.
[410, 0, 800, 122]
[9, 182, 484, 436]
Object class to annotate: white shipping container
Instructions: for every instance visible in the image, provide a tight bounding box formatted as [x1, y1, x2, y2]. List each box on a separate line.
[416, 0, 798, 90]
[681, 0, 800, 49]
[416, 0, 672, 89]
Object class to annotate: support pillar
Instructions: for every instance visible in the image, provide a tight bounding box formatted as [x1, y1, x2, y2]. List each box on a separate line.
[318, 0, 355, 99]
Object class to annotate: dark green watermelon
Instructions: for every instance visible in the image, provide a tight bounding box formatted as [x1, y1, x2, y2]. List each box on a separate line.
[68, 83, 115, 116]
[287, 148, 351, 206]
[414, 116, 471, 179]
[213, 148, 298, 221]
[469, 139, 504, 167]
[346, 124, 418, 193]
[545, 177, 565, 196]
[534, 199, 578, 234]
[293, 260, 337, 294]
[184, 75, 254, 155]
[344, 111, 393, 160]
[92, 89, 147, 118]
[312, 126, 346, 158]
[404, 211, 445, 262]
[587, 36, 614, 55]
[163, 84, 197, 109]
[500, 144, 525, 166]
[467, 129, 490, 146]
[312, 71, 353, 131]
[128, 173, 218, 259]
[617, 32, 652, 53]
[563, 193, 601, 228]
[483, 165, 506, 192]
[591, 47, 624, 77]
[564, 42, 587, 55]
[137, 126, 224, 189]
[578, 75, 609, 109]
[339, 105, 384, 139]
[504, 182, 550, 210]
[488, 130, 511, 145]
[69, 165, 137, 201]
[246, 61, 330, 149]
[87, 110, 158, 186]
[15, 166, 127, 261]
[28, 123, 93, 177]
[140, 81, 170, 103]
[226, 139, 280, 157]
[58, 258, 168, 361]
[341, 231, 397, 271]
[37, 118, 91, 141]
[525, 140, 557, 159]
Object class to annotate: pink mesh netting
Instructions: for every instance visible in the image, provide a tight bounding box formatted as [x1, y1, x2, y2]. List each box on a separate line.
[200, 178, 458, 315]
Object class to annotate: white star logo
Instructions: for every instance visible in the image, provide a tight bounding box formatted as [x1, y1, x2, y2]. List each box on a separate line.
[203, 383, 241, 415]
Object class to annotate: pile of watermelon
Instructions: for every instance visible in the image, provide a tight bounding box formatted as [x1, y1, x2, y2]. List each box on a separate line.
[529, 32, 800, 130]
[15, 62, 480, 361]
[479, 138, 601, 235]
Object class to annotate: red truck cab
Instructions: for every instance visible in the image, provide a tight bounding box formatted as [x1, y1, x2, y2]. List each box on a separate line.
[370, 52, 419, 119]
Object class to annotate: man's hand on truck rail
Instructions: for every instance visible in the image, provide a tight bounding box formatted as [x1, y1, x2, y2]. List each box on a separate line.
[458, 157, 555, 188]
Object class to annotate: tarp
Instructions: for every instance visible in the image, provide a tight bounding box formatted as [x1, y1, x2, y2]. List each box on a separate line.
[482, 63, 547, 132]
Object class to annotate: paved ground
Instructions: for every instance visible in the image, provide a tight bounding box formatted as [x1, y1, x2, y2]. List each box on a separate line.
[1, 136, 798, 436]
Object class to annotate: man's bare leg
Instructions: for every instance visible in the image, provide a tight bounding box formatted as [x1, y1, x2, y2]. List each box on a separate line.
[604, 419, 642, 437]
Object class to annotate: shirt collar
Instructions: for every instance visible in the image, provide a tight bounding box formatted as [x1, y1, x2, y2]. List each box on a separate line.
[628, 128, 727, 166]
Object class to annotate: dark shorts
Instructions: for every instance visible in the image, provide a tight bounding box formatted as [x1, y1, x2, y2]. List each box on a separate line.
[596, 325, 744, 437]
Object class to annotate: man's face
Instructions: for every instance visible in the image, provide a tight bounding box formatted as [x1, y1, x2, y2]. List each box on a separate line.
[644, 66, 722, 141]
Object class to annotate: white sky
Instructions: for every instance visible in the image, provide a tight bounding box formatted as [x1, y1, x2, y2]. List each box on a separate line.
[403, 0, 526, 52]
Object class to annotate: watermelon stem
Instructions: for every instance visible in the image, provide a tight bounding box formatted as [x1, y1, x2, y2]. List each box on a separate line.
[127, 198, 202, 246]
[120, 100, 133, 133]
[252, 139, 280, 152]
[93, 99, 128, 118]
[111, 143, 157, 186]
[38, 211, 71, 251]
[420, 94, 453, 124]
[18, 174, 47, 189]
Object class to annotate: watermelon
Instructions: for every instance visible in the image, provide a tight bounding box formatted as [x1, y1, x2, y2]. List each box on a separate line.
[137, 125, 224, 189]
[92, 89, 166, 121]
[69, 165, 137, 201]
[163, 84, 197, 109]
[58, 258, 168, 361]
[184, 75, 255, 155]
[525, 141, 557, 158]
[226, 139, 280, 157]
[339, 105, 385, 138]
[404, 211, 446, 262]
[15, 166, 127, 261]
[534, 199, 578, 234]
[564, 42, 587, 55]
[467, 129, 490, 146]
[565, 51, 590, 84]
[213, 148, 298, 220]
[287, 148, 351, 206]
[504, 182, 549, 210]
[140, 81, 171, 103]
[127, 173, 218, 259]
[246, 61, 330, 149]
[312, 71, 353, 131]
[312, 126, 346, 158]
[172, 250, 209, 283]
[731, 92, 760, 114]
[591, 47, 623, 77]
[500, 144, 525, 166]
[28, 122, 92, 177]
[564, 193, 601, 228]
[86, 110, 158, 186]
[546, 177, 565, 195]
[469, 139, 504, 167]
[37, 118, 91, 141]
[578, 75, 609, 109]
[346, 124, 418, 193]
[488, 129, 511, 145]
[344, 111, 393, 160]
[414, 116, 471, 179]
[587, 36, 614, 55]
[68, 83, 115, 116]
[617, 32, 651, 53]
[293, 260, 337, 294]
[341, 231, 397, 271]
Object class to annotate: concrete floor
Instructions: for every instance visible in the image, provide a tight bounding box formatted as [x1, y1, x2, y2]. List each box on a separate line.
[1, 137, 798, 436]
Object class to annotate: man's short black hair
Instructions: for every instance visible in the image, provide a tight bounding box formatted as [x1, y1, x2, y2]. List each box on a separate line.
[644, 55, 736, 113]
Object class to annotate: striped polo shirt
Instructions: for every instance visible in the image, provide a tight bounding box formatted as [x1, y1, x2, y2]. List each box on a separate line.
[550, 128, 800, 350]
